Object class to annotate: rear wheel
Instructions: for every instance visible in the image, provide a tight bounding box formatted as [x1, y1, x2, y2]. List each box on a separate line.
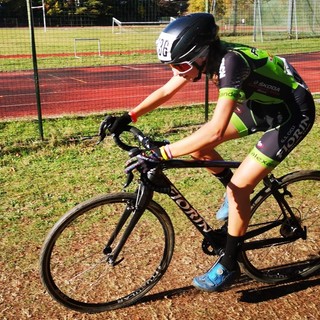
[40, 192, 174, 313]
[240, 170, 320, 283]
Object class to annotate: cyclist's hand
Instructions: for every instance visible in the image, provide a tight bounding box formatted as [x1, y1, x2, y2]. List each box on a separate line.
[124, 148, 164, 174]
[98, 113, 132, 142]
[108, 112, 132, 135]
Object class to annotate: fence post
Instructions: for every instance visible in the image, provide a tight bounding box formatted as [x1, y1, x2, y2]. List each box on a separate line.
[204, 3, 210, 122]
[26, 0, 44, 140]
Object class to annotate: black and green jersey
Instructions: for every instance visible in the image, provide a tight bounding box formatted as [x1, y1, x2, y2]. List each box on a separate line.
[217, 46, 315, 169]
[218, 46, 307, 104]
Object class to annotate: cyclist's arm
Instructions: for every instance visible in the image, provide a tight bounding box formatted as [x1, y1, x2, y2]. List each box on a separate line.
[168, 97, 237, 157]
[130, 75, 188, 118]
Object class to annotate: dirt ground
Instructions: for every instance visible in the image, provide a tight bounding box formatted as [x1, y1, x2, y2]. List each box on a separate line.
[1, 230, 320, 320]
[2, 268, 320, 320]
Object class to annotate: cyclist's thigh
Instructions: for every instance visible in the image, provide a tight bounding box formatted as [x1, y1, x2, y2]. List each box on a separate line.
[232, 98, 315, 170]
[250, 110, 314, 170]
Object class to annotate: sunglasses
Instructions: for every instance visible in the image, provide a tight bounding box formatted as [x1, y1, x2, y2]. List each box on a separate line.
[170, 61, 194, 74]
[169, 46, 210, 75]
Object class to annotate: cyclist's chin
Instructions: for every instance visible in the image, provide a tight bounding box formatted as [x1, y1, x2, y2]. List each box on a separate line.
[181, 75, 199, 82]
[192, 77, 201, 82]
[185, 73, 202, 82]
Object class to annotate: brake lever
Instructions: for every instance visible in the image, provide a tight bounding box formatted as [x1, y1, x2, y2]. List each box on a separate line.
[97, 120, 108, 144]
[96, 133, 106, 145]
[123, 172, 134, 189]
[97, 115, 116, 145]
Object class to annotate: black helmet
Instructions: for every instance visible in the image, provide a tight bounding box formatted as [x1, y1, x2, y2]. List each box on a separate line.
[156, 13, 218, 64]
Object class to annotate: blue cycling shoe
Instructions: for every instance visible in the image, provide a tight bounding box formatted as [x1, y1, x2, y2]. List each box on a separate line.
[216, 193, 229, 221]
[192, 257, 240, 292]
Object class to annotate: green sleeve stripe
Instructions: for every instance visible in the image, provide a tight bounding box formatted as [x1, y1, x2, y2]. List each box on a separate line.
[249, 147, 280, 169]
[231, 113, 248, 137]
[219, 88, 241, 100]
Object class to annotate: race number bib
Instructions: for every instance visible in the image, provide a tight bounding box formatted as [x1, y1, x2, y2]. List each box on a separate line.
[156, 32, 176, 62]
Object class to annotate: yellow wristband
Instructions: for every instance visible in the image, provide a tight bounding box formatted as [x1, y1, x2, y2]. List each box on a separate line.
[159, 146, 169, 160]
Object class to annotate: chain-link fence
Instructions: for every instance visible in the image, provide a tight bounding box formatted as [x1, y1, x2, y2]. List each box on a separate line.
[1, 1, 320, 138]
[215, 0, 320, 41]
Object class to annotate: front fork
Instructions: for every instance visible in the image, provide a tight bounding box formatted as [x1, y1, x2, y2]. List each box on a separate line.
[103, 182, 154, 265]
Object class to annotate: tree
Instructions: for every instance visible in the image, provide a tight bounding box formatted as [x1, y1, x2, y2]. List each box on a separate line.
[0, 0, 211, 25]
[187, 0, 226, 19]
[187, 0, 209, 13]
[45, 0, 63, 16]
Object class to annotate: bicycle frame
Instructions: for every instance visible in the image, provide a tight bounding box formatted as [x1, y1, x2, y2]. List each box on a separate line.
[241, 174, 307, 252]
[103, 127, 307, 264]
[162, 159, 241, 254]
[105, 159, 239, 264]
[106, 159, 308, 265]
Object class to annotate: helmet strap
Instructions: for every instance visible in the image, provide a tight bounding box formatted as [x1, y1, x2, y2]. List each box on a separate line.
[192, 61, 206, 82]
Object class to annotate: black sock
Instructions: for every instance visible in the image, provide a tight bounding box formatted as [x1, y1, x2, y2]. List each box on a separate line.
[220, 233, 243, 271]
[214, 168, 233, 187]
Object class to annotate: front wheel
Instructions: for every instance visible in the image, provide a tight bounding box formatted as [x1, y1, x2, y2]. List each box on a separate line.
[240, 170, 320, 283]
[40, 192, 175, 313]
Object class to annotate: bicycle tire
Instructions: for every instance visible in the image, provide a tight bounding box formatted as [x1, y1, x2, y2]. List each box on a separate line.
[40, 192, 175, 313]
[239, 170, 320, 283]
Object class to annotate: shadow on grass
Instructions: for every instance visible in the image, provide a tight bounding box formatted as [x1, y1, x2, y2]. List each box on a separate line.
[238, 272, 320, 303]
[134, 270, 320, 306]
[137, 285, 196, 305]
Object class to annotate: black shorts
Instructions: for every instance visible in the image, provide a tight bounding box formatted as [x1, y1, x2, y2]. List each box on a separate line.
[230, 87, 315, 169]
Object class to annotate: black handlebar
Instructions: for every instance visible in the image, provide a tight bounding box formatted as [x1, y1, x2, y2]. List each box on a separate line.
[111, 125, 169, 154]
[99, 121, 242, 170]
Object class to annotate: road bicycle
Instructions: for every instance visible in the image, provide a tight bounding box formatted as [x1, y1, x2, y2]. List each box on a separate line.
[40, 125, 320, 313]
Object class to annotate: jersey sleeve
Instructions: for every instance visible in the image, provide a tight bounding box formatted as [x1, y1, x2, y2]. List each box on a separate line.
[218, 51, 250, 101]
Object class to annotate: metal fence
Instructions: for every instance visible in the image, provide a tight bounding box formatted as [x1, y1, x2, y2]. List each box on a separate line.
[1, 1, 320, 139]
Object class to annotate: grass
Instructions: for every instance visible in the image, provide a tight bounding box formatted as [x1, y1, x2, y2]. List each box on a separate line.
[1, 102, 320, 246]
[0, 103, 319, 317]
[1, 26, 320, 71]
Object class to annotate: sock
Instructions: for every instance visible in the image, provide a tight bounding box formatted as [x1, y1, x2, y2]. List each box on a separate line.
[214, 168, 233, 187]
[220, 233, 243, 271]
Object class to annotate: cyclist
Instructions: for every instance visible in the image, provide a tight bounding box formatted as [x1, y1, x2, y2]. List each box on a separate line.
[106, 13, 315, 292]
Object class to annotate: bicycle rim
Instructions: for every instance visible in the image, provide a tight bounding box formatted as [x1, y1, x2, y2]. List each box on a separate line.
[240, 170, 320, 283]
[40, 192, 174, 313]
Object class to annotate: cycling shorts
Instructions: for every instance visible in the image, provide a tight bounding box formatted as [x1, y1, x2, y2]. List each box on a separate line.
[230, 87, 315, 169]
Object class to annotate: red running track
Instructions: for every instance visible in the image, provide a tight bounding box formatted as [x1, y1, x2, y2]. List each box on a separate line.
[0, 52, 319, 119]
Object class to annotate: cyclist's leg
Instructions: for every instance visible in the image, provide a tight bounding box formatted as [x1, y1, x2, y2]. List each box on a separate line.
[190, 101, 261, 220]
[224, 101, 315, 269]
[227, 97, 315, 235]
[227, 157, 272, 236]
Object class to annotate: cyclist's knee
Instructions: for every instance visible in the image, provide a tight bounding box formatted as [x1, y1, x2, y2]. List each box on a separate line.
[226, 182, 253, 200]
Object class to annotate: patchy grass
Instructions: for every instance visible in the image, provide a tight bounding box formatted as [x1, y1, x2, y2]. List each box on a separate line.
[0, 103, 319, 319]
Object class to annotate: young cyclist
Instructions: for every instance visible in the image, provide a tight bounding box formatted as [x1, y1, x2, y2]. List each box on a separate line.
[104, 13, 315, 292]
